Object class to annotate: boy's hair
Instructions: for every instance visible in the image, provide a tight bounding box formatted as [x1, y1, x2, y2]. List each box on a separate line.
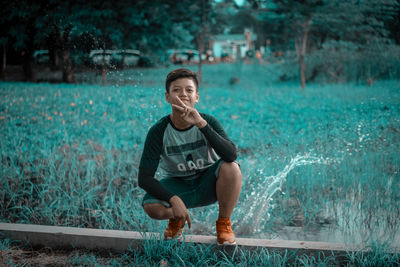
[165, 68, 199, 93]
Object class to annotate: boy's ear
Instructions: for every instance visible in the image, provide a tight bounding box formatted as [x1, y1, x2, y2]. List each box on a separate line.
[165, 92, 171, 103]
[195, 92, 199, 103]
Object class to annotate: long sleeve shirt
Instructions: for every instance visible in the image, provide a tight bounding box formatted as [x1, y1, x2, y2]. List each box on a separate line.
[138, 113, 237, 202]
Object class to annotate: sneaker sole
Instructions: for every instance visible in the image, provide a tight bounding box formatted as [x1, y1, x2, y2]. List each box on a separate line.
[217, 241, 237, 246]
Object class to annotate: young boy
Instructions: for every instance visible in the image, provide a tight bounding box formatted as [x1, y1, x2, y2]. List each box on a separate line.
[138, 68, 242, 245]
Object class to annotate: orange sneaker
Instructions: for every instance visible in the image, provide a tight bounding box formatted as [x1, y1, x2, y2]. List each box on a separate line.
[164, 218, 184, 240]
[216, 218, 236, 245]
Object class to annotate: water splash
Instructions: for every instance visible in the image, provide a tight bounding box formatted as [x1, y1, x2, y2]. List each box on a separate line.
[236, 154, 338, 234]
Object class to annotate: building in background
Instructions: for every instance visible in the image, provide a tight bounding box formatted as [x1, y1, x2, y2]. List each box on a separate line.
[210, 29, 257, 61]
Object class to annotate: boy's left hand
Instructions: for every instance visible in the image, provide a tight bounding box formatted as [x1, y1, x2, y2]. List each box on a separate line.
[172, 97, 207, 128]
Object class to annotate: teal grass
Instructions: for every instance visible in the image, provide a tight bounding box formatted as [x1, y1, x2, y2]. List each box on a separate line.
[1, 64, 400, 262]
[1, 237, 399, 266]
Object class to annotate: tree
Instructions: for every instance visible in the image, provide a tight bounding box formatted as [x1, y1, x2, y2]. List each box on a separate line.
[39, 1, 87, 83]
[0, 39, 5, 78]
[194, 0, 213, 83]
[385, 0, 400, 44]
[249, 0, 400, 87]
[308, 0, 399, 83]
[2, 0, 232, 83]
[0, 0, 44, 81]
[1, 0, 86, 82]
[166, 0, 227, 83]
[271, 0, 325, 89]
[117, 0, 194, 62]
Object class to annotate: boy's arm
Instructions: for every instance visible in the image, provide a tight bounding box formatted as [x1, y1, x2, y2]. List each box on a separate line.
[199, 114, 238, 162]
[171, 99, 237, 162]
[138, 169, 174, 201]
[138, 124, 174, 202]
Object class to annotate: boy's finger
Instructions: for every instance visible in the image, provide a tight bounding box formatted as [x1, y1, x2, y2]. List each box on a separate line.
[187, 215, 192, 229]
[172, 103, 183, 109]
[172, 104, 185, 112]
[182, 111, 190, 120]
[175, 97, 188, 108]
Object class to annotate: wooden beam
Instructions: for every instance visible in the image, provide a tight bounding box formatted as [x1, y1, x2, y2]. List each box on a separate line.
[1, 222, 394, 259]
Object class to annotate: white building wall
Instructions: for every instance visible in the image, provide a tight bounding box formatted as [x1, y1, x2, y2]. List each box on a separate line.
[213, 42, 223, 58]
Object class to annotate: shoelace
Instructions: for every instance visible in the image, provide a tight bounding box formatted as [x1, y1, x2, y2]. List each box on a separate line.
[217, 222, 233, 232]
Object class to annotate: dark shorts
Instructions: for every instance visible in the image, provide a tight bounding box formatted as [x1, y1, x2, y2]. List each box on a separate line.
[142, 159, 226, 209]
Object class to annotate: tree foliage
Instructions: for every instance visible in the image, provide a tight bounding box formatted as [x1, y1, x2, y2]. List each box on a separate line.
[0, 0, 220, 82]
[248, 0, 400, 87]
[1, 0, 398, 85]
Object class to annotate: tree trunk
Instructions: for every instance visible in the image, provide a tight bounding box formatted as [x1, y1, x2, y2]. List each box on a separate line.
[49, 48, 59, 70]
[295, 16, 311, 89]
[61, 26, 75, 83]
[197, 27, 206, 84]
[102, 48, 107, 84]
[49, 26, 61, 70]
[23, 22, 36, 82]
[23, 49, 36, 82]
[197, 0, 208, 85]
[198, 60, 203, 84]
[102, 66, 107, 84]
[62, 49, 74, 83]
[0, 43, 6, 78]
[299, 54, 306, 89]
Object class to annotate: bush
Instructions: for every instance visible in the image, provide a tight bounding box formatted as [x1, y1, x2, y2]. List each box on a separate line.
[276, 40, 400, 84]
[305, 40, 400, 84]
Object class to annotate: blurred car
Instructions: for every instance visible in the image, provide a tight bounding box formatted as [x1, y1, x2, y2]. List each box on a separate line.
[111, 49, 141, 67]
[167, 49, 206, 64]
[89, 50, 113, 66]
[33, 50, 50, 64]
[89, 49, 141, 68]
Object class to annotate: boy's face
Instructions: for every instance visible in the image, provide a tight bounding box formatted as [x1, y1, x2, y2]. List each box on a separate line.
[165, 78, 199, 108]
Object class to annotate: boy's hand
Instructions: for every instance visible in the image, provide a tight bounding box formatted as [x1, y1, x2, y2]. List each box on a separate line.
[172, 97, 207, 128]
[169, 195, 191, 229]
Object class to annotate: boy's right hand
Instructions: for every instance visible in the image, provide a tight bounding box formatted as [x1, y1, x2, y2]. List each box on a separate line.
[169, 195, 191, 229]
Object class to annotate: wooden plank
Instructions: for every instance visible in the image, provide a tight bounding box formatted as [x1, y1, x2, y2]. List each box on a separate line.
[0, 222, 391, 257]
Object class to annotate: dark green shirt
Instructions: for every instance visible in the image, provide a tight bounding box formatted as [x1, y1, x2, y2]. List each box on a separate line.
[138, 113, 237, 202]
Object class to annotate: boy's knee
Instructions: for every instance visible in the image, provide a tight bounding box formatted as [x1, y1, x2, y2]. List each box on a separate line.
[143, 203, 168, 219]
[219, 162, 242, 180]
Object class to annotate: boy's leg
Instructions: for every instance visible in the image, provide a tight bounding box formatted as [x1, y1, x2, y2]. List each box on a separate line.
[142, 175, 200, 221]
[143, 203, 185, 240]
[216, 162, 242, 219]
[143, 203, 174, 220]
[142, 176, 198, 240]
[143, 161, 242, 220]
[215, 162, 241, 245]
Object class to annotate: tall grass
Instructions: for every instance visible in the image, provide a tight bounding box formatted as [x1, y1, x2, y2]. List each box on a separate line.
[1, 236, 399, 266]
[1, 64, 399, 250]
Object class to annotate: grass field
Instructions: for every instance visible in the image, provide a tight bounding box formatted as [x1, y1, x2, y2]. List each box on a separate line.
[2, 236, 399, 266]
[1, 63, 400, 264]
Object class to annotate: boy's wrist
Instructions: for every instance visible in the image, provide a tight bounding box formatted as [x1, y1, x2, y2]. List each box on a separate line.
[169, 195, 180, 204]
[196, 119, 207, 129]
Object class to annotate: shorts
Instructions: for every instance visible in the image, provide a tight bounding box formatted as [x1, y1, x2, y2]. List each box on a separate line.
[142, 159, 227, 209]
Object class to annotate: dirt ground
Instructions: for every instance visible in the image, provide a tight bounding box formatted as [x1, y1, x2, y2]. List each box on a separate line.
[0, 246, 123, 266]
[1, 247, 69, 266]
